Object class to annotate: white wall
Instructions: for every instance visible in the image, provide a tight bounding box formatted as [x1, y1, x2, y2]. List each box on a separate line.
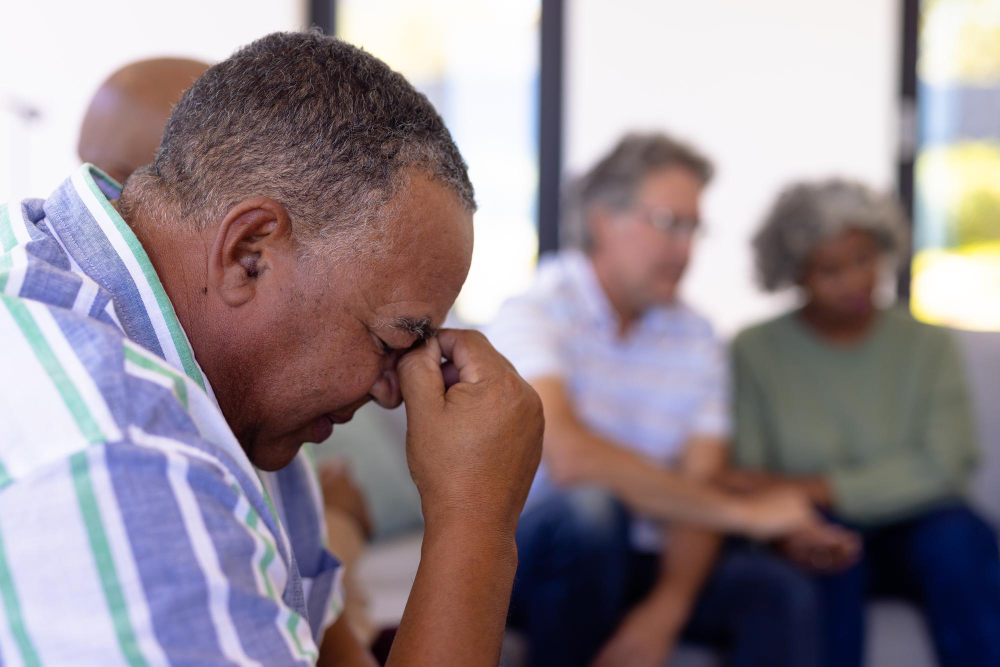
[0, 0, 306, 203]
[1, 0, 902, 338]
[565, 0, 902, 337]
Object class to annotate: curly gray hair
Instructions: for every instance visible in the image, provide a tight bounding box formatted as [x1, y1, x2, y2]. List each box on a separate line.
[753, 179, 909, 291]
[561, 132, 714, 250]
[120, 31, 474, 257]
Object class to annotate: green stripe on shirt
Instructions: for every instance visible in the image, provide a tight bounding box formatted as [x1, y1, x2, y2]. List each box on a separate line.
[0, 204, 16, 253]
[0, 296, 104, 444]
[245, 508, 279, 601]
[285, 611, 317, 663]
[0, 252, 11, 293]
[0, 528, 42, 667]
[77, 172, 205, 391]
[223, 480, 310, 662]
[124, 346, 188, 409]
[70, 451, 148, 667]
[233, 484, 303, 659]
[301, 443, 319, 476]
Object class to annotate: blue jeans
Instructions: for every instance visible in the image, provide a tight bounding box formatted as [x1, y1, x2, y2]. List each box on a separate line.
[508, 488, 821, 667]
[816, 504, 1000, 667]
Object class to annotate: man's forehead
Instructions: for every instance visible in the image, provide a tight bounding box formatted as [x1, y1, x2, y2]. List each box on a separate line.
[367, 270, 459, 341]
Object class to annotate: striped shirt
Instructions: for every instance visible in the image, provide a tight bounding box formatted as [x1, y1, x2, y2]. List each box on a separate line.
[486, 250, 729, 547]
[0, 165, 343, 666]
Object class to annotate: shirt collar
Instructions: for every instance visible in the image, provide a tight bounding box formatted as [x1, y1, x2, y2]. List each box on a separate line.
[54, 164, 217, 404]
[560, 249, 682, 335]
[560, 250, 617, 326]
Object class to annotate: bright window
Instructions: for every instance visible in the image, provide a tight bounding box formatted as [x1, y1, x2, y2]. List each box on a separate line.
[336, 0, 542, 325]
[911, 0, 1000, 330]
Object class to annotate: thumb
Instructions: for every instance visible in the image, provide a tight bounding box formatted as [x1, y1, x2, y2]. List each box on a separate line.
[397, 337, 446, 412]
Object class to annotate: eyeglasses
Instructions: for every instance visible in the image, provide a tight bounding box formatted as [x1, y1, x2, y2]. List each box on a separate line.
[633, 206, 705, 239]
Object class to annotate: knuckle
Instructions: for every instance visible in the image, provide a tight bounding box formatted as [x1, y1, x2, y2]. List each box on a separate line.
[466, 331, 490, 351]
[500, 370, 521, 392]
[465, 330, 495, 356]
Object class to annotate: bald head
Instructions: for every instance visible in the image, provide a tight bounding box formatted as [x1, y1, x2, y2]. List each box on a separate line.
[79, 58, 210, 184]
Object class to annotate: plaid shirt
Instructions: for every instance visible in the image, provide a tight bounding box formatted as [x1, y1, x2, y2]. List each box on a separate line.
[0, 165, 343, 666]
[486, 250, 729, 548]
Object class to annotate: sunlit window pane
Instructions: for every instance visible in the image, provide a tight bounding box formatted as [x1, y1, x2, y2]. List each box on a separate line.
[912, 0, 1000, 331]
[337, 0, 541, 325]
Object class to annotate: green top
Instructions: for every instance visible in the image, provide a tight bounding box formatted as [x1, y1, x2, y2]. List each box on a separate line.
[732, 307, 978, 526]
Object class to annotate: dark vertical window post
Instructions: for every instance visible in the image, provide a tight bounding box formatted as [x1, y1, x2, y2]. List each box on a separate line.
[897, 0, 919, 300]
[538, 0, 565, 256]
[313, 0, 563, 259]
[310, 0, 335, 34]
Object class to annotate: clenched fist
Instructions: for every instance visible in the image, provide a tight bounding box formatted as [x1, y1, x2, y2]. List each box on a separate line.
[397, 329, 544, 535]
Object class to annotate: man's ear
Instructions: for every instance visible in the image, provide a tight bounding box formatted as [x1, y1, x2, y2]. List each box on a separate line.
[208, 197, 293, 307]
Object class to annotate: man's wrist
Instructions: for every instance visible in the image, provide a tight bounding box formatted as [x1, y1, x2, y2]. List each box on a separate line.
[718, 495, 755, 534]
[422, 508, 518, 561]
[638, 587, 692, 632]
[797, 477, 833, 508]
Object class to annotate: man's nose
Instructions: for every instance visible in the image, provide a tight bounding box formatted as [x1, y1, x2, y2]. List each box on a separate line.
[370, 366, 402, 409]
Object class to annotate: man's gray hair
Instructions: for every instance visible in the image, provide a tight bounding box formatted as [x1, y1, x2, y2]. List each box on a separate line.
[561, 132, 714, 249]
[120, 31, 475, 255]
[753, 179, 909, 291]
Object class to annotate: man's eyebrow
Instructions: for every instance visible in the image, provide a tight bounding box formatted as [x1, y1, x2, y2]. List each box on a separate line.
[390, 316, 436, 341]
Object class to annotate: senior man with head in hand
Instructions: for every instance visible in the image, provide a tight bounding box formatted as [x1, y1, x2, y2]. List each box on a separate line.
[0, 33, 835, 666]
[0, 32, 543, 666]
[77, 52, 383, 650]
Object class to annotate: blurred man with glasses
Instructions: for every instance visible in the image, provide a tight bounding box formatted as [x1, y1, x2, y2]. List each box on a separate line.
[488, 133, 845, 667]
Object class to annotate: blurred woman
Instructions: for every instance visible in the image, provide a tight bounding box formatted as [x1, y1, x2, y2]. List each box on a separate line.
[727, 179, 1000, 667]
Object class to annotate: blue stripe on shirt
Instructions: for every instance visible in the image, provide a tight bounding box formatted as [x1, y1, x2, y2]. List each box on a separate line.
[42, 181, 166, 360]
[104, 444, 224, 659]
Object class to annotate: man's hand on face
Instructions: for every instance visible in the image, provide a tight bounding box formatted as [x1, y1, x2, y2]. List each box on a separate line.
[396, 329, 544, 536]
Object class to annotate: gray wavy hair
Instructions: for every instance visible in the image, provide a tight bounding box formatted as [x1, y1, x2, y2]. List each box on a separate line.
[753, 179, 909, 291]
[561, 132, 714, 250]
[120, 31, 475, 257]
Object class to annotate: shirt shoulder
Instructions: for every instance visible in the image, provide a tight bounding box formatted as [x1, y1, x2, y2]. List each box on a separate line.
[485, 253, 593, 381]
[880, 306, 952, 346]
[496, 251, 588, 319]
[0, 294, 235, 497]
[487, 252, 588, 346]
[0, 295, 130, 481]
[733, 311, 794, 356]
[2, 195, 120, 328]
[663, 302, 719, 340]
